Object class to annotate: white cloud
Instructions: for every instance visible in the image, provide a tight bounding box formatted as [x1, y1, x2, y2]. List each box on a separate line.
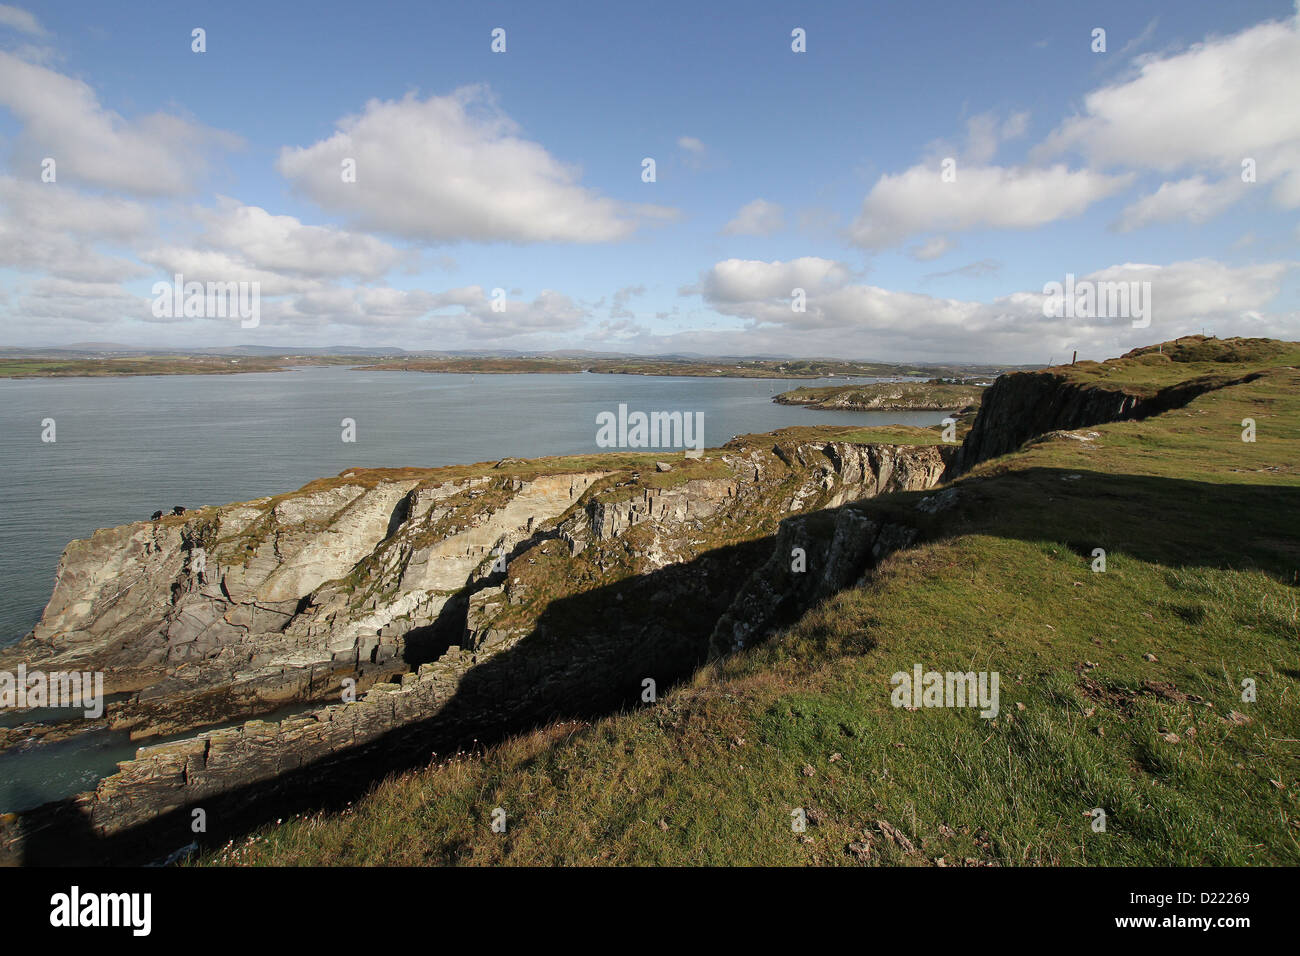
[1116, 18, 1161, 59]
[0, 52, 239, 196]
[681, 256, 1296, 361]
[279, 286, 438, 323]
[0, 176, 151, 280]
[1116, 176, 1246, 231]
[609, 284, 645, 319]
[0, 5, 44, 36]
[16, 278, 148, 325]
[850, 163, 1133, 249]
[924, 259, 1001, 281]
[195, 198, 412, 280]
[722, 199, 785, 236]
[277, 86, 673, 243]
[677, 136, 706, 154]
[1089, 259, 1292, 322]
[908, 236, 954, 261]
[1037, 7, 1300, 212]
[850, 10, 1300, 245]
[136, 247, 323, 297]
[963, 111, 1029, 164]
[256, 285, 591, 341]
[698, 257, 852, 303]
[0, 176, 151, 238]
[455, 288, 589, 338]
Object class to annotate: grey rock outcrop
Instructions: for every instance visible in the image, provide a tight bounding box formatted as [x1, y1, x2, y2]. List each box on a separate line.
[2, 437, 957, 847]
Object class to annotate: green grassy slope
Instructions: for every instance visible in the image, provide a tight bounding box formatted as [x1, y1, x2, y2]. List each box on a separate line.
[203, 337, 1299, 866]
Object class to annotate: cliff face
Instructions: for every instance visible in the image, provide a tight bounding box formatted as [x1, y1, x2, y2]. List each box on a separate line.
[15, 442, 949, 703]
[2, 437, 955, 845]
[12, 471, 611, 710]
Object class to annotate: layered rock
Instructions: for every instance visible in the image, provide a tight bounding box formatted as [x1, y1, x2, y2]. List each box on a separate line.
[1, 437, 956, 849]
[6, 471, 609, 706]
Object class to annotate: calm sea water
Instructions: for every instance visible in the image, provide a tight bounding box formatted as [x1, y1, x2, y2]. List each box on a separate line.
[0, 366, 945, 811]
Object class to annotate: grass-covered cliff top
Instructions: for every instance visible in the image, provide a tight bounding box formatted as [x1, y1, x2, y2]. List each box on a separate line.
[1041, 335, 1300, 396]
[202, 337, 1299, 866]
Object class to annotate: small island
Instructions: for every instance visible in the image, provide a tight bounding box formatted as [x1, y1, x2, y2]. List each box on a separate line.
[773, 380, 988, 411]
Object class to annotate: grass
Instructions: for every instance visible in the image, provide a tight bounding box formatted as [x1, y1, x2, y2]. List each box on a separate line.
[1045, 336, 1300, 395]
[206, 536, 1298, 866]
[199, 337, 1299, 866]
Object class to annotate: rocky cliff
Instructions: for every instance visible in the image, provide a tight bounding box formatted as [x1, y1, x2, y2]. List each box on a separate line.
[2, 468, 617, 736]
[1, 435, 954, 851]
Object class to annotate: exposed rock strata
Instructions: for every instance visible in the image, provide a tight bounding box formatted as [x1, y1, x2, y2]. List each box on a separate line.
[1, 439, 954, 852]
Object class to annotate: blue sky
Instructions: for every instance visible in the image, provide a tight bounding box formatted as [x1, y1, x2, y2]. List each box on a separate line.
[0, 0, 1296, 361]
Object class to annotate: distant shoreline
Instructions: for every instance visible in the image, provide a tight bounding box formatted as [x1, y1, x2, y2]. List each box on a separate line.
[1, 354, 1026, 381]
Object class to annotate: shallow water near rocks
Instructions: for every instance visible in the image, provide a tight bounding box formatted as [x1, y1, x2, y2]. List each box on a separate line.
[0, 699, 328, 813]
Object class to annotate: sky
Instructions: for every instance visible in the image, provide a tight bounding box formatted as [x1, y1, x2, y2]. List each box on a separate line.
[0, 0, 1296, 362]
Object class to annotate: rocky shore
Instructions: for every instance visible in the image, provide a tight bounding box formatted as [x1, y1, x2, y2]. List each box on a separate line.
[773, 381, 985, 411]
